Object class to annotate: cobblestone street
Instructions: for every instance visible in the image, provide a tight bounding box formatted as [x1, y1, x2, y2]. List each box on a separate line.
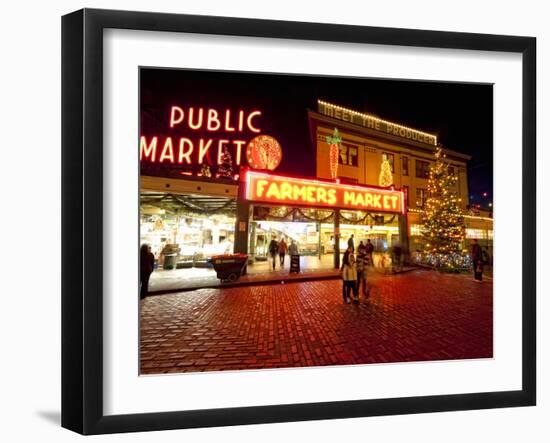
[140, 270, 493, 374]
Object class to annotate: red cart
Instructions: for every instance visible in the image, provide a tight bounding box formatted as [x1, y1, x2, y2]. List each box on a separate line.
[209, 253, 248, 282]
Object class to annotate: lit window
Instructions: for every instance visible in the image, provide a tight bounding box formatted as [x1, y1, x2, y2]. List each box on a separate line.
[415, 188, 426, 208]
[416, 159, 430, 179]
[410, 224, 423, 236]
[402, 156, 409, 176]
[338, 143, 358, 167]
[465, 229, 493, 239]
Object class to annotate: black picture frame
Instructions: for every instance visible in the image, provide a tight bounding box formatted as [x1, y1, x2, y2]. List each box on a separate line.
[62, 8, 536, 435]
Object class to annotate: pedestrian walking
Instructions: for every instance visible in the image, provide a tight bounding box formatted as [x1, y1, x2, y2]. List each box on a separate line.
[278, 237, 288, 267]
[347, 234, 355, 252]
[471, 239, 483, 282]
[341, 246, 358, 303]
[357, 240, 367, 257]
[140, 243, 155, 299]
[356, 245, 369, 298]
[365, 239, 374, 267]
[268, 235, 279, 271]
[392, 243, 402, 272]
[288, 239, 298, 256]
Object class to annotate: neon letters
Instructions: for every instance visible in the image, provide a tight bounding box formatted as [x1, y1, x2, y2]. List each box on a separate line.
[245, 171, 405, 213]
[140, 106, 262, 166]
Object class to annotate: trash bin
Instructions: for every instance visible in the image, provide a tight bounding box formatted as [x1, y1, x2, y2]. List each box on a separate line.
[163, 254, 177, 270]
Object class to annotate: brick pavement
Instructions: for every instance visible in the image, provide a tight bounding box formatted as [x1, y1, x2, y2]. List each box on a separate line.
[140, 270, 492, 374]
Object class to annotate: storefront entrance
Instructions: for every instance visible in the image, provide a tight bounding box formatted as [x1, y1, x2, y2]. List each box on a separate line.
[246, 203, 402, 272]
[140, 192, 237, 268]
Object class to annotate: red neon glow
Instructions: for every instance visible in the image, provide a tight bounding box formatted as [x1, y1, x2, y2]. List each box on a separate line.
[188, 107, 203, 130]
[159, 138, 175, 163]
[198, 139, 213, 164]
[207, 109, 221, 131]
[246, 135, 282, 171]
[166, 106, 262, 133]
[247, 111, 262, 133]
[238, 110, 244, 131]
[140, 136, 158, 162]
[224, 110, 235, 131]
[169, 106, 184, 128]
[217, 140, 229, 165]
[233, 140, 245, 165]
[245, 171, 404, 213]
[178, 138, 193, 164]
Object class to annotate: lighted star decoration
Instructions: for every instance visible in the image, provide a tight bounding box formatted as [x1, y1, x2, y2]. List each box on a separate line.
[246, 135, 283, 170]
[325, 128, 342, 180]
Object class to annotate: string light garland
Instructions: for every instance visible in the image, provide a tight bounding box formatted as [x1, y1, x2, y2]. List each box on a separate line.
[379, 158, 393, 187]
[421, 146, 466, 268]
[317, 100, 438, 145]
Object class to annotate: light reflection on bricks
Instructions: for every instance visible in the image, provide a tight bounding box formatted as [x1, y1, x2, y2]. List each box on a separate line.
[140, 270, 492, 374]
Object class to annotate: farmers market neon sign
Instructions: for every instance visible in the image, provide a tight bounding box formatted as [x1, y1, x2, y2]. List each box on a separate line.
[245, 171, 405, 213]
[140, 106, 263, 166]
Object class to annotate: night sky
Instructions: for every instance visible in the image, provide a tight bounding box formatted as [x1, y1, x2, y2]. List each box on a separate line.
[141, 68, 493, 206]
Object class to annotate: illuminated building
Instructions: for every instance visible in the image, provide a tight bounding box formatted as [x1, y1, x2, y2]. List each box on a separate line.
[140, 101, 493, 270]
[310, 100, 493, 256]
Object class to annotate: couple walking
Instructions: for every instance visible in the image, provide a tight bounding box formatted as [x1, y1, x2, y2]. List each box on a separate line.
[268, 236, 293, 271]
[340, 244, 369, 304]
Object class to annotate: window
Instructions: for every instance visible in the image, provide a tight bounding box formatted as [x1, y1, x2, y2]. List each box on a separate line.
[338, 176, 358, 184]
[448, 165, 455, 176]
[416, 159, 430, 179]
[403, 185, 410, 206]
[382, 152, 395, 172]
[465, 229, 493, 240]
[338, 143, 358, 167]
[402, 156, 409, 176]
[415, 188, 426, 208]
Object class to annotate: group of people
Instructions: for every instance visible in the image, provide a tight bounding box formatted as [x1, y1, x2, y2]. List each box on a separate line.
[340, 236, 375, 304]
[268, 236, 298, 270]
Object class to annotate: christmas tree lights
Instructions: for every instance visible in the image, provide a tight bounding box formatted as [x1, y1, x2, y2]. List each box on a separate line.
[217, 148, 234, 177]
[325, 128, 342, 180]
[421, 146, 465, 268]
[379, 158, 393, 187]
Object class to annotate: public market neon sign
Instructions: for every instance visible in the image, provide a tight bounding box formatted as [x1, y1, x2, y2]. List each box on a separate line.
[140, 106, 263, 166]
[245, 171, 405, 213]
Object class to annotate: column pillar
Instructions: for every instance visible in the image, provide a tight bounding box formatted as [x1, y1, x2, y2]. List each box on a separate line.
[234, 173, 250, 255]
[398, 212, 410, 263]
[317, 221, 322, 260]
[334, 209, 340, 269]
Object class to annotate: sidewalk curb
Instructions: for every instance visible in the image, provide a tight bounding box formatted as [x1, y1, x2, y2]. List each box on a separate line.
[146, 267, 425, 296]
[147, 273, 341, 296]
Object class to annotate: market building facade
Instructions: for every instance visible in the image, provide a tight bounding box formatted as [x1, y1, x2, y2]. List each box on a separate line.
[140, 100, 493, 271]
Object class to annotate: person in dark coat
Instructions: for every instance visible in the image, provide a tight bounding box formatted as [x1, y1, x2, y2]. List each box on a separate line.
[471, 239, 483, 282]
[140, 243, 155, 299]
[268, 236, 279, 271]
[347, 234, 355, 252]
[365, 239, 374, 267]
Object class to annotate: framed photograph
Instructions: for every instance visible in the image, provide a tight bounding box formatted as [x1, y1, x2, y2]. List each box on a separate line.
[62, 8, 536, 434]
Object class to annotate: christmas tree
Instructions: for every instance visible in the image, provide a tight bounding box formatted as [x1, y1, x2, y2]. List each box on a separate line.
[421, 146, 465, 265]
[217, 148, 234, 178]
[378, 158, 393, 187]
